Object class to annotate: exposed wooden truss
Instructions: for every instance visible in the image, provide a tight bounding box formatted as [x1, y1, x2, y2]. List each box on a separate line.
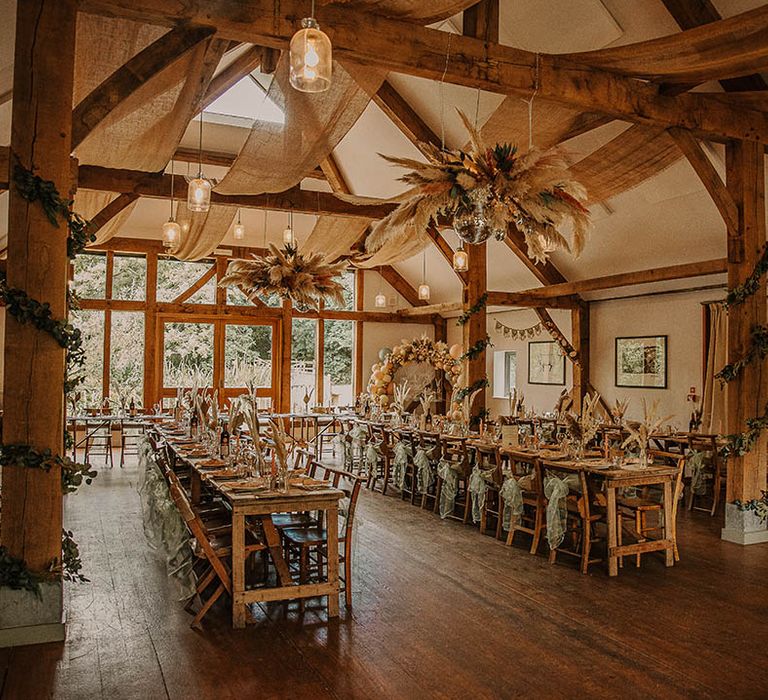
[81, 0, 768, 143]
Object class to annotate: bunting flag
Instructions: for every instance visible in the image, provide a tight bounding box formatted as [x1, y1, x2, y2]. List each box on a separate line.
[494, 320, 544, 340]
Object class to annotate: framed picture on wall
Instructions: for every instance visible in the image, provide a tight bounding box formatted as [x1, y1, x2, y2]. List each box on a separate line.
[615, 335, 668, 388]
[528, 341, 565, 385]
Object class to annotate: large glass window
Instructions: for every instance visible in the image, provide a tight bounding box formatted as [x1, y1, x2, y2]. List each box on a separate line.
[326, 269, 355, 311]
[112, 255, 146, 301]
[157, 259, 215, 304]
[110, 312, 145, 407]
[291, 318, 317, 410]
[324, 319, 354, 406]
[224, 324, 273, 388]
[163, 322, 214, 387]
[492, 350, 517, 398]
[226, 286, 282, 307]
[72, 253, 107, 299]
[69, 309, 105, 409]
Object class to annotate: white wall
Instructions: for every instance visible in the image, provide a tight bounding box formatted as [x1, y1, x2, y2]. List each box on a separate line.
[441, 290, 709, 425]
[590, 290, 708, 427]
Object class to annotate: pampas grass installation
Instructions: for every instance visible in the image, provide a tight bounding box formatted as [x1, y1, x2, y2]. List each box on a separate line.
[371, 110, 591, 264]
[220, 243, 348, 309]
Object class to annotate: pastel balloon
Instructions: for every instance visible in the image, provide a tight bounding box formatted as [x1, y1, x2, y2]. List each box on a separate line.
[449, 344, 462, 359]
[378, 347, 392, 361]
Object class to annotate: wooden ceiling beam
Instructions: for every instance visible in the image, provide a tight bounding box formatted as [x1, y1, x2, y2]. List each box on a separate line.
[171, 146, 325, 179]
[86, 235, 269, 257]
[79, 0, 768, 143]
[512, 258, 727, 299]
[503, 227, 568, 287]
[378, 265, 427, 307]
[485, 291, 578, 309]
[201, 44, 264, 109]
[661, 0, 768, 92]
[668, 128, 738, 233]
[426, 225, 467, 285]
[89, 193, 140, 236]
[72, 25, 215, 150]
[372, 81, 440, 157]
[463, 0, 500, 44]
[68, 164, 396, 219]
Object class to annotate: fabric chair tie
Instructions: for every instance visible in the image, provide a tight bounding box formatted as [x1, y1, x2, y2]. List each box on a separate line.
[437, 459, 461, 519]
[364, 442, 381, 476]
[468, 466, 497, 524]
[414, 446, 436, 494]
[544, 473, 581, 550]
[392, 441, 413, 491]
[686, 450, 709, 496]
[499, 472, 535, 530]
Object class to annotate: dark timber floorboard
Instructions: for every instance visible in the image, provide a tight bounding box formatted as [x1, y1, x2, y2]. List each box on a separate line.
[0, 455, 766, 699]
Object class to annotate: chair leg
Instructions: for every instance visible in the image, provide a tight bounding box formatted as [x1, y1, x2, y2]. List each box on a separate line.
[191, 583, 225, 630]
[580, 520, 592, 575]
[433, 479, 442, 514]
[462, 483, 471, 524]
[635, 511, 643, 568]
[711, 469, 721, 516]
[299, 546, 309, 613]
[382, 457, 390, 496]
[530, 505, 542, 555]
[344, 550, 353, 609]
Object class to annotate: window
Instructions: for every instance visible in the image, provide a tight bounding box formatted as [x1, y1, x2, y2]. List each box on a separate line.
[291, 318, 317, 410]
[224, 324, 273, 388]
[204, 69, 285, 127]
[326, 270, 355, 311]
[226, 286, 281, 307]
[112, 254, 146, 301]
[492, 350, 517, 398]
[72, 253, 107, 299]
[163, 322, 214, 387]
[324, 320, 354, 406]
[157, 259, 215, 304]
[69, 309, 105, 409]
[110, 312, 144, 407]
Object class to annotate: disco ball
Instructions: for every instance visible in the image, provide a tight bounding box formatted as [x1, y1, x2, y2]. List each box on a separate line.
[454, 202, 506, 245]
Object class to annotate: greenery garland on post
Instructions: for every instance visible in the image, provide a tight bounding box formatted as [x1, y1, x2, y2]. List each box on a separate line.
[0, 164, 97, 592]
[717, 244, 768, 458]
[459, 335, 494, 362]
[456, 292, 488, 326]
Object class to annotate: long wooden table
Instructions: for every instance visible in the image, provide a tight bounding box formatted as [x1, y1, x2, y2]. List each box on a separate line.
[500, 447, 679, 576]
[165, 433, 344, 627]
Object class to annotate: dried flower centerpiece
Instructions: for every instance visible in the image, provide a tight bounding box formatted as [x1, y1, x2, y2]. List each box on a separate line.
[611, 398, 630, 425]
[220, 243, 347, 309]
[563, 393, 602, 459]
[370, 111, 591, 263]
[622, 399, 673, 467]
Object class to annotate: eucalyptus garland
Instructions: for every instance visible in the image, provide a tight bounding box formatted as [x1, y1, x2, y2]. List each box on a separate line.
[460, 336, 494, 362]
[58, 530, 88, 583]
[0, 547, 44, 596]
[720, 403, 768, 458]
[0, 444, 97, 494]
[456, 292, 488, 326]
[725, 244, 768, 307]
[456, 377, 489, 403]
[716, 324, 768, 384]
[734, 491, 768, 521]
[13, 164, 95, 258]
[0, 281, 85, 393]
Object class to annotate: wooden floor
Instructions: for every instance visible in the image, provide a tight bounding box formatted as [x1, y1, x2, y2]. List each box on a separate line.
[1, 455, 767, 699]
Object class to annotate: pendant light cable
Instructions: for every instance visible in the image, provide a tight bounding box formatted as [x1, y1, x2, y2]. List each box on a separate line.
[439, 32, 453, 152]
[522, 53, 540, 151]
[169, 162, 175, 219]
[197, 110, 204, 177]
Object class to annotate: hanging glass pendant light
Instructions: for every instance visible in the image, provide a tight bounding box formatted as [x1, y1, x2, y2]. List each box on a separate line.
[162, 164, 181, 248]
[289, 1, 332, 93]
[453, 237, 469, 272]
[187, 111, 212, 212]
[374, 267, 387, 308]
[283, 211, 294, 246]
[233, 209, 245, 240]
[418, 252, 430, 301]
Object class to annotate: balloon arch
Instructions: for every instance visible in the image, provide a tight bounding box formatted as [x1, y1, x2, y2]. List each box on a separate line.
[367, 336, 463, 407]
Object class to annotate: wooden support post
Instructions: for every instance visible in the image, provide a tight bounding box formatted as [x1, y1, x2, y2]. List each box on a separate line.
[278, 299, 293, 412]
[571, 302, 590, 408]
[462, 243, 487, 418]
[316, 313, 325, 405]
[724, 140, 767, 506]
[434, 315, 447, 415]
[143, 252, 158, 409]
[354, 270, 364, 397]
[1, 0, 76, 643]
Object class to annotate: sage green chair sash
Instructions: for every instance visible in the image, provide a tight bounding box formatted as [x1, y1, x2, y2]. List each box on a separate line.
[686, 450, 709, 496]
[414, 446, 436, 494]
[544, 473, 581, 550]
[468, 466, 497, 524]
[437, 458, 460, 519]
[499, 472, 535, 530]
[392, 441, 412, 490]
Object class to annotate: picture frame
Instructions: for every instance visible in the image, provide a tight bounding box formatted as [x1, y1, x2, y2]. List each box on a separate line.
[527, 341, 565, 385]
[615, 335, 668, 389]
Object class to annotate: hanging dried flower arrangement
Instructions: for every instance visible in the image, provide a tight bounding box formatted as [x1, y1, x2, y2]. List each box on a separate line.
[368, 110, 591, 264]
[219, 243, 347, 309]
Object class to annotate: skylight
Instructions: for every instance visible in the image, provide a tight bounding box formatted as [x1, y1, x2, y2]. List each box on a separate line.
[204, 71, 285, 127]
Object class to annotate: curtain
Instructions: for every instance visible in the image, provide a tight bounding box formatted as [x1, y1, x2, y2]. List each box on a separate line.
[702, 303, 727, 434]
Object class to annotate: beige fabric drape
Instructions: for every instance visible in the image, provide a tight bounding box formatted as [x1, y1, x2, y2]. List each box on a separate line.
[75, 189, 138, 246]
[73, 13, 225, 171]
[566, 5, 768, 83]
[216, 58, 384, 195]
[702, 303, 728, 435]
[170, 204, 236, 261]
[323, 0, 477, 23]
[570, 126, 681, 205]
[301, 217, 370, 263]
